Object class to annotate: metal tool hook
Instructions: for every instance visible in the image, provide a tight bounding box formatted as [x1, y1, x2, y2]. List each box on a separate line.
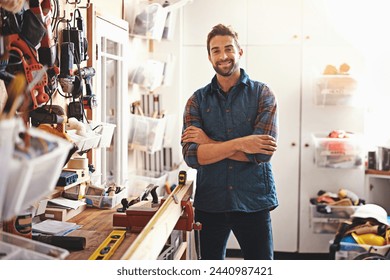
[66, 0, 90, 9]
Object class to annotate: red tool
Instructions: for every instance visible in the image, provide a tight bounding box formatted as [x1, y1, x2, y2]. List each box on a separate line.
[6, 33, 49, 109]
[113, 198, 201, 232]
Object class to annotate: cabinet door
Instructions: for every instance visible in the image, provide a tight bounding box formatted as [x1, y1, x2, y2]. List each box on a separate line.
[183, 0, 248, 46]
[94, 15, 129, 185]
[247, 45, 301, 252]
[365, 175, 390, 215]
[302, 0, 352, 46]
[247, 0, 302, 45]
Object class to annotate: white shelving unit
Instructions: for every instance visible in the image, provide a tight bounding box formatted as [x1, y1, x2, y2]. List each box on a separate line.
[127, 0, 192, 198]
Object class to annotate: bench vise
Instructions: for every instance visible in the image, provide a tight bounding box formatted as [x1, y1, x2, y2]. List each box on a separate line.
[113, 194, 201, 232]
[113, 174, 201, 233]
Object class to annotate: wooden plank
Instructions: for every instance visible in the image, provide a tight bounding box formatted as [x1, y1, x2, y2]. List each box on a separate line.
[365, 169, 390, 176]
[173, 242, 187, 260]
[121, 181, 193, 260]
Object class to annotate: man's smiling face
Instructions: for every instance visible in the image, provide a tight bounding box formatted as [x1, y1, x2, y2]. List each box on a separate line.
[208, 35, 243, 77]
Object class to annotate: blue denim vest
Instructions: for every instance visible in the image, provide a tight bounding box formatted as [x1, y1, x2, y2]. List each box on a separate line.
[191, 70, 278, 213]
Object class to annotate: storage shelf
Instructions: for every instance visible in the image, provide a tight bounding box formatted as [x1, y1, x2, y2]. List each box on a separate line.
[56, 175, 91, 191]
[365, 169, 390, 177]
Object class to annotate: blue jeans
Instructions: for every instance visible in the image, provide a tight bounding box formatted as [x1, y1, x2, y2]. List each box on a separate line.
[195, 209, 274, 260]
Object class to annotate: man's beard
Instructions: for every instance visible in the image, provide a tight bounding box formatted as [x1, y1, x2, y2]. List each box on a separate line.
[213, 59, 239, 77]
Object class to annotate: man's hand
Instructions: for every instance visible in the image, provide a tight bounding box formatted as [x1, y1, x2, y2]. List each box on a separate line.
[238, 134, 277, 155]
[182, 126, 215, 144]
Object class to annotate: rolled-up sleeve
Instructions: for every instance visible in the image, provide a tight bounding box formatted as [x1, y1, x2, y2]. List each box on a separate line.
[181, 94, 202, 169]
[182, 142, 200, 169]
[246, 84, 278, 164]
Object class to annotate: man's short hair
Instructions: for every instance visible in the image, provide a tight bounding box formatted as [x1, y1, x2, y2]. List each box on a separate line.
[207, 24, 240, 55]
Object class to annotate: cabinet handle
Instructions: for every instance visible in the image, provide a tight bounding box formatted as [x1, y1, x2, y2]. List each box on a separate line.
[292, 34, 298, 39]
[304, 143, 310, 148]
[291, 142, 296, 147]
[305, 35, 310, 40]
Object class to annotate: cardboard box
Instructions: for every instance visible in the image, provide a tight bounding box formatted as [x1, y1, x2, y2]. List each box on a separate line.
[42, 203, 87, 222]
[62, 182, 88, 200]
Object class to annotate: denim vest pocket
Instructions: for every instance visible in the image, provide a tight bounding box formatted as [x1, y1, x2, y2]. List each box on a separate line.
[233, 106, 257, 137]
[249, 163, 270, 195]
[201, 106, 224, 139]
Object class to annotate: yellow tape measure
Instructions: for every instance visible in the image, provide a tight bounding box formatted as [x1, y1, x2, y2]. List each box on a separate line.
[88, 230, 126, 260]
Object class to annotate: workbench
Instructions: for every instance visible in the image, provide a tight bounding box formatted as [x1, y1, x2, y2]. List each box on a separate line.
[64, 180, 197, 260]
[65, 206, 137, 260]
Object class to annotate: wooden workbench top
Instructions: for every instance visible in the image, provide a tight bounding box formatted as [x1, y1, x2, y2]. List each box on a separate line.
[64, 180, 194, 260]
[65, 206, 137, 260]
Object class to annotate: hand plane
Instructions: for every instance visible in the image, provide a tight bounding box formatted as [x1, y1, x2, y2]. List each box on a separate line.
[116, 184, 159, 213]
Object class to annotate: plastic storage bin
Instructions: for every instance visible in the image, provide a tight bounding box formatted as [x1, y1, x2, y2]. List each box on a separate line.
[67, 129, 101, 152]
[330, 240, 390, 260]
[2, 127, 73, 221]
[88, 121, 116, 148]
[130, 2, 168, 41]
[310, 204, 359, 234]
[85, 186, 128, 209]
[129, 114, 166, 153]
[162, 114, 177, 147]
[0, 118, 18, 220]
[315, 75, 359, 106]
[312, 133, 363, 169]
[0, 231, 70, 260]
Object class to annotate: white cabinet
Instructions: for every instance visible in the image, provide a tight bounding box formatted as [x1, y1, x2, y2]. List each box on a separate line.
[365, 173, 390, 215]
[247, 0, 350, 46]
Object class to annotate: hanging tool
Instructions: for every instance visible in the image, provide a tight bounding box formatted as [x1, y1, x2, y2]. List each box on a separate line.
[5, 33, 49, 109]
[29, 105, 65, 126]
[88, 230, 126, 260]
[26, 0, 60, 95]
[29, 0, 57, 67]
[61, 8, 88, 64]
[131, 101, 144, 116]
[74, 67, 97, 109]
